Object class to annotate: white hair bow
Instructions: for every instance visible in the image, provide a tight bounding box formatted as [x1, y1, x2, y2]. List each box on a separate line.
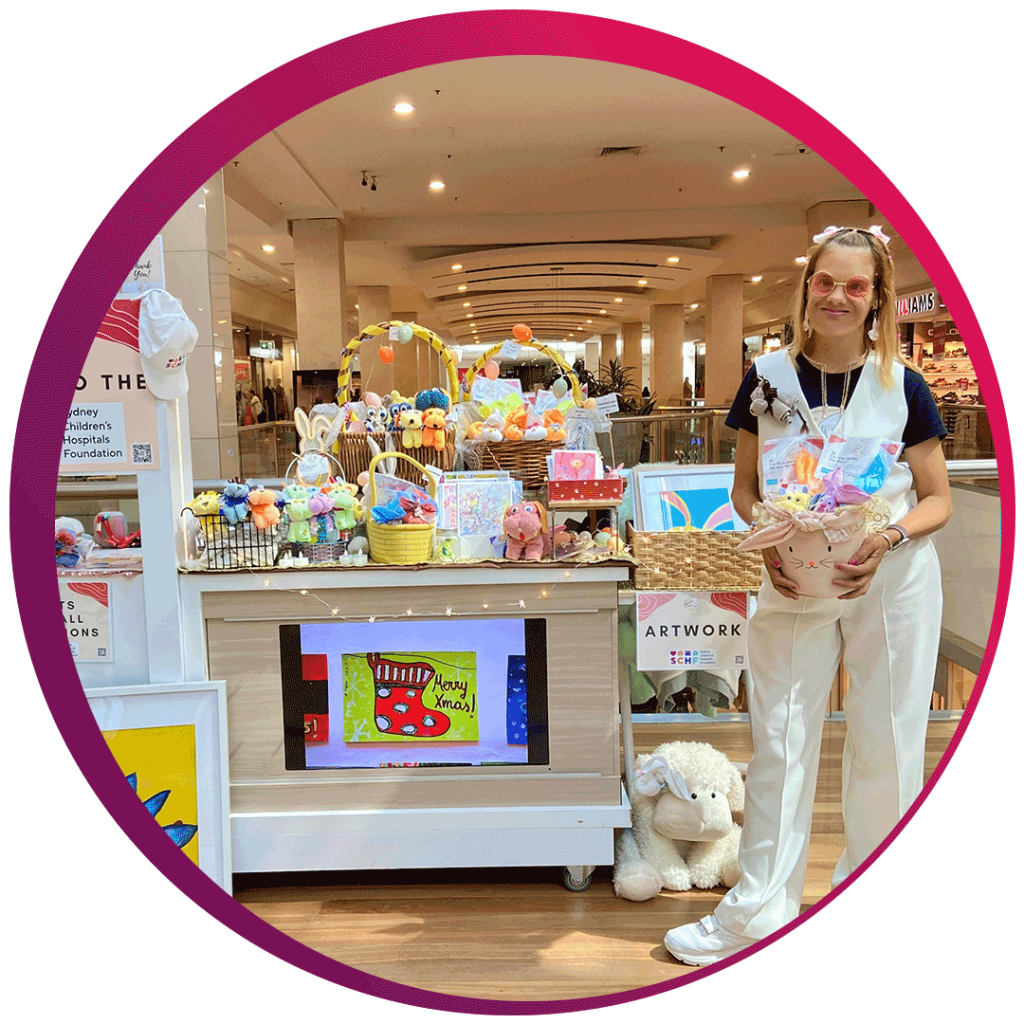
[812, 224, 891, 245]
[634, 755, 690, 800]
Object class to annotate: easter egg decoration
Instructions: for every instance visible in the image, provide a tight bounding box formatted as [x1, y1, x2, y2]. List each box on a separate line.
[484, 359, 500, 380]
[396, 323, 414, 344]
[378, 345, 395, 364]
[551, 377, 568, 399]
[512, 323, 532, 342]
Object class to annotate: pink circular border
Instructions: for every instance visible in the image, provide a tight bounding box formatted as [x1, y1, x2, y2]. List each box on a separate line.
[11, 10, 1013, 1014]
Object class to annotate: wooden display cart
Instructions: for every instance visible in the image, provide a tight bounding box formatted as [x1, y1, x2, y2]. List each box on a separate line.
[179, 562, 631, 888]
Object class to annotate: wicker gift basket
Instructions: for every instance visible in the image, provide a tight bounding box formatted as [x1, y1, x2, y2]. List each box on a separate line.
[627, 523, 763, 592]
[335, 320, 459, 482]
[462, 339, 583, 489]
[366, 450, 437, 565]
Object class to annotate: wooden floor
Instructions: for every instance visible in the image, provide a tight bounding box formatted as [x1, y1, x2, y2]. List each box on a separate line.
[233, 718, 959, 1002]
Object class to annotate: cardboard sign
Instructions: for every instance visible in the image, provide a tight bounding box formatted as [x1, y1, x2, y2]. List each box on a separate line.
[119, 236, 165, 297]
[636, 591, 748, 671]
[594, 392, 620, 415]
[499, 339, 523, 360]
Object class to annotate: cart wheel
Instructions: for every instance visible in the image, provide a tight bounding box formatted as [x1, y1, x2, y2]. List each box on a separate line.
[563, 866, 594, 892]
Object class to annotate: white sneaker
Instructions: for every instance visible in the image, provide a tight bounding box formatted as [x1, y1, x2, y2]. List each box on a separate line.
[664, 914, 755, 966]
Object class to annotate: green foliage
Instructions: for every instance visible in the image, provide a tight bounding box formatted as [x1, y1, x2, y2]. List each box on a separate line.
[547, 358, 657, 416]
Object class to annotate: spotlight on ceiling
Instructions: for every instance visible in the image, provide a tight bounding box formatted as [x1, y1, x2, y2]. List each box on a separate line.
[361, 172, 368, 187]
[370, 176, 377, 192]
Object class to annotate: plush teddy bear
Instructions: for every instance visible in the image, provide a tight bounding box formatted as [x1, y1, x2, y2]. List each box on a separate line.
[399, 408, 424, 448]
[614, 740, 745, 901]
[503, 501, 551, 561]
[219, 481, 251, 524]
[247, 487, 281, 530]
[421, 407, 448, 450]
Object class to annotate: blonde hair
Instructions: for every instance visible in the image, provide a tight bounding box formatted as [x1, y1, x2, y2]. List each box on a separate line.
[790, 228, 917, 388]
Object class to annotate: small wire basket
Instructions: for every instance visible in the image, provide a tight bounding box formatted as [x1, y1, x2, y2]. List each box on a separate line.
[182, 508, 283, 569]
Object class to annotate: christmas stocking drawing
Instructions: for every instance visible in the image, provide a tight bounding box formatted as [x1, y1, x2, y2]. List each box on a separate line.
[368, 653, 451, 738]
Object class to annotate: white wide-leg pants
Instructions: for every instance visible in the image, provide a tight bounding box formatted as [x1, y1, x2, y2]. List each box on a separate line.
[715, 538, 942, 940]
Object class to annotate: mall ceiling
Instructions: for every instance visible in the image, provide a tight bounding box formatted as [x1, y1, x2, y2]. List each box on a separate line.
[222, 55, 927, 353]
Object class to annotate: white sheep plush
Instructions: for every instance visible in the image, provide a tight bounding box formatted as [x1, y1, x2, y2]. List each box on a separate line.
[614, 740, 745, 901]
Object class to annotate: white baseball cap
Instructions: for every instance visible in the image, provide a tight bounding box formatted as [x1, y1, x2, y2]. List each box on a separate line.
[138, 289, 199, 400]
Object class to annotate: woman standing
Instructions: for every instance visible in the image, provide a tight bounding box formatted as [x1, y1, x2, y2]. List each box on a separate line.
[665, 226, 952, 965]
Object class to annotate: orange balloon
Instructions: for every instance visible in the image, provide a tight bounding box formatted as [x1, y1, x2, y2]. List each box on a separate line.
[512, 323, 532, 342]
[484, 360, 500, 380]
[378, 345, 395, 364]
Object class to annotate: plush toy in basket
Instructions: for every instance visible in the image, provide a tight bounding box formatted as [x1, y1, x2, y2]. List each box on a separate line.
[614, 741, 744, 901]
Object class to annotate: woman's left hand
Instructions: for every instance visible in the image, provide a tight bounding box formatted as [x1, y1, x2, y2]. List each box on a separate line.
[832, 533, 891, 600]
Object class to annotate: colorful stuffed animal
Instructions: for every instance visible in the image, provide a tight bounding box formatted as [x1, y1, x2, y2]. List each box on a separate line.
[614, 741, 744, 901]
[189, 491, 222, 518]
[415, 387, 450, 413]
[247, 487, 281, 530]
[399, 408, 424, 448]
[364, 406, 390, 433]
[389, 397, 413, 432]
[503, 422, 524, 441]
[219, 481, 251, 524]
[421, 407, 448, 451]
[283, 484, 314, 545]
[502, 501, 551, 561]
[543, 409, 566, 441]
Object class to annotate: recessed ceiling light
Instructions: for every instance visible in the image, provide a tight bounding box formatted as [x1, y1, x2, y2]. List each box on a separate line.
[262, 244, 275, 253]
[795, 256, 808, 264]
[614, 297, 623, 303]
[751, 275, 763, 283]
[462, 301, 471, 307]
[355, 304, 359, 309]
[393, 101, 415, 114]
[690, 303, 699, 309]
[458, 285, 467, 291]
[599, 309, 607, 314]
[667, 256, 680, 263]
[430, 180, 446, 191]
[637, 279, 648, 286]
[451, 263, 463, 270]
[586, 319, 593, 323]
[732, 168, 751, 180]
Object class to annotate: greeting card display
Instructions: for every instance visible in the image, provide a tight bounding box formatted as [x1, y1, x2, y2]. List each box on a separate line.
[550, 449, 600, 481]
[342, 651, 479, 742]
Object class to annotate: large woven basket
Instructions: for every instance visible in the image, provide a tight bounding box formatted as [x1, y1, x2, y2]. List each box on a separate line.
[366, 451, 436, 565]
[467, 438, 562, 490]
[628, 523, 762, 591]
[338, 432, 455, 483]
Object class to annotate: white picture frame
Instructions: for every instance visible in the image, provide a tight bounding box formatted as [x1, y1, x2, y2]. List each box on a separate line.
[85, 680, 232, 893]
[632, 462, 741, 533]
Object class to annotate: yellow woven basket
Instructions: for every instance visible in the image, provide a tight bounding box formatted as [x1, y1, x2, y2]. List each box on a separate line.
[366, 451, 437, 565]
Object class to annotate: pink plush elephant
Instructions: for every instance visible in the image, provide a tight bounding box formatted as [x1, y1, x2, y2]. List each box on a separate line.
[503, 501, 551, 561]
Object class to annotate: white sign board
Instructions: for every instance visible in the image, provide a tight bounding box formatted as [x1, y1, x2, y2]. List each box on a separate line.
[636, 591, 749, 671]
[119, 235, 165, 297]
[594, 392, 620, 415]
[499, 339, 523, 360]
[59, 580, 113, 662]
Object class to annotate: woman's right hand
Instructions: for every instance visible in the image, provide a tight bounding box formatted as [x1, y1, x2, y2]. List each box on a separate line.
[762, 546, 801, 600]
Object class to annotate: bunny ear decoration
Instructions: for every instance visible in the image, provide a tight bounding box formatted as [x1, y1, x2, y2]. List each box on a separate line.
[294, 408, 311, 437]
[322, 408, 348, 449]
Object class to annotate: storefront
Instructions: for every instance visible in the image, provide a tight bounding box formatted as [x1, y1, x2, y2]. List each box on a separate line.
[896, 284, 991, 459]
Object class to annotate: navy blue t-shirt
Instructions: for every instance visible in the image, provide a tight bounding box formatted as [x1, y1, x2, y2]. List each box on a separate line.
[726, 352, 946, 449]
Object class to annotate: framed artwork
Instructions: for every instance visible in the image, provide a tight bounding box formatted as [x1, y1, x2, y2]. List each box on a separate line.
[632, 463, 741, 533]
[551, 449, 600, 481]
[85, 680, 231, 893]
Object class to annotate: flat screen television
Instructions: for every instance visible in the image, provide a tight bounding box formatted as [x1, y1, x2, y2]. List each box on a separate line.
[279, 618, 548, 770]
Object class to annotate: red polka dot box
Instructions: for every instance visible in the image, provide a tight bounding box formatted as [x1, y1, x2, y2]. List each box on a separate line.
[546, 477, 624, 503]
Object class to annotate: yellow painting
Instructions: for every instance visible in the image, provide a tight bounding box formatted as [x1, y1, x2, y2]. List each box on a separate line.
[101, 724, 199, 866]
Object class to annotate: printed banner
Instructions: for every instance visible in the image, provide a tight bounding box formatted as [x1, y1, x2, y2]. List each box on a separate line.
[636, 591, 749, 671]
[59, 298, 160, 473]
[59, 580, 113, 661]
[342, 651, 479, 742]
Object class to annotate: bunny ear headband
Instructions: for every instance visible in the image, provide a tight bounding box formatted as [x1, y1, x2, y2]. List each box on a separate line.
[812, 224, 891, 246]
[634, 755, 690, 799]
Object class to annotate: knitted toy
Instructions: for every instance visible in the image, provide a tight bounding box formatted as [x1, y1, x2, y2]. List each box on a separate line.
[283, 485, 315, 545]
[399, 408, 424, 448]
[219, 481, 251, 524]
[503, 501, 551, 561]
[614, 741, 744, 900]
[415, 387, 450, 414]
[330, 486, 360, 532]
[421, 407, 448, 450]
[247, 487, 281, 530]
[388, 396, 413, 432]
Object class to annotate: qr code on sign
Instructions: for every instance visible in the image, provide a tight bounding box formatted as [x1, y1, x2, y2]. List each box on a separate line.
[131, 443, 153, 464]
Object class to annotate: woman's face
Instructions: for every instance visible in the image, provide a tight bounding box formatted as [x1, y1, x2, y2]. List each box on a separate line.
[805, 245, 877, 342]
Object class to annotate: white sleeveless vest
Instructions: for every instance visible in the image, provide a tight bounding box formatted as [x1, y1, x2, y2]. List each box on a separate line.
[751, 348, 915, 522]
